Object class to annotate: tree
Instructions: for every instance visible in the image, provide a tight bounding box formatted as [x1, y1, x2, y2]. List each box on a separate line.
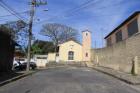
[3, 20, 28, 55]
[31, 44, 42, 55]
[4, 20, 28, 46]
[40, 23, 78, 53]
[31, 40, 55, 55]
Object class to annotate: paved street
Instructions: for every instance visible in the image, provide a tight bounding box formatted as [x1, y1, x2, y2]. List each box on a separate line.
[0, 67, 140, 93]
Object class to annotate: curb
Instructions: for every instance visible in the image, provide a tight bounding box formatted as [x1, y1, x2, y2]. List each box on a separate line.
[0, 71, 37, 87]
[92, 67, 140, 85]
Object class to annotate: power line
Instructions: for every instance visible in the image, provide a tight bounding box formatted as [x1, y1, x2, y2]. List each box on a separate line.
[33, 0, 99, 25]
[34, 0, 128, 25]
[0, 0, 28, 22]
[23, 0, 99, 25]
[65, 0, 96, 14]
[64, 0, 125, 18]
[0, 10, 29, 18]
[64, 0, 101, 17]
[0, 2, 23, 20]
[34, 0, 105, 24]
[33, 11, 121, 26]
[67, 0, 126, 17]
[46, 0, 101, 20]
[0, 0, 26, 19]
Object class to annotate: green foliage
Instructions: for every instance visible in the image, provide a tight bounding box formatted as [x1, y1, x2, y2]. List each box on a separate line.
[31, 40, 55, 55]
[31, 44, 42, 54]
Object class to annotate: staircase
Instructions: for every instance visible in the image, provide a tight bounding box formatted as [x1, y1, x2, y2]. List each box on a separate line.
[46, 61, 88, 68]
[85, 61, 94, 68]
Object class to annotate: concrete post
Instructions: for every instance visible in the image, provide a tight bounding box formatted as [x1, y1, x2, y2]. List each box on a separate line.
[96, 55, 99, 66]
[132, 56, 138, 75]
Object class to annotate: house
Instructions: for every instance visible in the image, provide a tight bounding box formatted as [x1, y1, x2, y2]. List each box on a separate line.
[47, 30, 92, 63]
[105, 11, 140, 46]
[59, 40, 83, 62]
[0, 27, 17, 72]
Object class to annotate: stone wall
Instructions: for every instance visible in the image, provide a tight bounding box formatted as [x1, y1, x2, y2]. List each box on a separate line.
[92, 33, 140, 74]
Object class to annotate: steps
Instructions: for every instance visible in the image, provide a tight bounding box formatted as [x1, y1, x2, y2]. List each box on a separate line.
[85, 62, 94, 67]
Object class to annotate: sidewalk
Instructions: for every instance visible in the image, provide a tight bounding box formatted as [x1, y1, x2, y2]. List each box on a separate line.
[0, 70, 37, 86]
[93, 66, 140, 85]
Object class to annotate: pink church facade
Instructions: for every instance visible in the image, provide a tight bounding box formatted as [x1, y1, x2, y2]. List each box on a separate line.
[82, 30, 92, 62]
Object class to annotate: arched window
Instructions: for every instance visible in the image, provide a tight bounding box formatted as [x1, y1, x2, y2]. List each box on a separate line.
[86, 53, 88, 57]
[68, 51, 74, 60]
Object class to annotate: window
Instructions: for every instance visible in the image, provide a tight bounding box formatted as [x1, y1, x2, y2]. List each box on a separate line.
[68, 51, 74, 60]
[86, 53, 88, 57]
[20, 59, 25, 61]
[116, 30, 122, 43]
[128, 19, 138, 37]
[86, 33, 88, 36]
[107, 37, 112, 46]
[56, 53, 59, 56]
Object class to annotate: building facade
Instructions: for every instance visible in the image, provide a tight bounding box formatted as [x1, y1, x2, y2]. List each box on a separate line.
[59, 40, 83, 62]
[105, 11, 140, 46]
[92, 11, 140, 74]
[47, 30, 92, 63]
[82, 30, 91, 62]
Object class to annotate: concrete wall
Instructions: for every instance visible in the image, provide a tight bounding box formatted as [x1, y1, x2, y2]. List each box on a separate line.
[47, 53, 56, 62]
[34, 55, 48, 68]
[92, 33, 140, 73]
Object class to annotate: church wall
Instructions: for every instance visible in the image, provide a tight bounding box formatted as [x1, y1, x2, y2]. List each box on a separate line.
[59, 41, 82, 62]
[82, 31, 92, 62]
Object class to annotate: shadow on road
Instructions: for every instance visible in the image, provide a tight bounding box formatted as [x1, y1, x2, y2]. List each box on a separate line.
[0, 71, 24, 83]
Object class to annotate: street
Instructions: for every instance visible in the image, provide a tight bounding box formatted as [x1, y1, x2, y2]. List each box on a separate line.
[0, 67, 140, 93]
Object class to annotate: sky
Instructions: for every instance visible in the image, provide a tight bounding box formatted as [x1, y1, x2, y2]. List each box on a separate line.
[0, 0, 140, 48]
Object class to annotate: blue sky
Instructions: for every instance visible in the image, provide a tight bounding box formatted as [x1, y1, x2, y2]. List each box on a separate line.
[0, 0, 140, 48]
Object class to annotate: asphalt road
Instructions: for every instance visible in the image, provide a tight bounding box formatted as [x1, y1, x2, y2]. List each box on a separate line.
[0, 67, 140, 93]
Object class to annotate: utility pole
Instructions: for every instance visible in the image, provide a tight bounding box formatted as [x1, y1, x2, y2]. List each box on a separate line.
[101, 28, 104, 59]
[101, 28, 104, 48]
[26, 0, 47, 71]
[94, 40, 97, 49]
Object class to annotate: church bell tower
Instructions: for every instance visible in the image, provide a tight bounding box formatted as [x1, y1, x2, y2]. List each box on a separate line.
[82, 30, 91, 62]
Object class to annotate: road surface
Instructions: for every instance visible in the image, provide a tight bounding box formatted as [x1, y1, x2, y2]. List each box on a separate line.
[0, 67, 140, 93]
